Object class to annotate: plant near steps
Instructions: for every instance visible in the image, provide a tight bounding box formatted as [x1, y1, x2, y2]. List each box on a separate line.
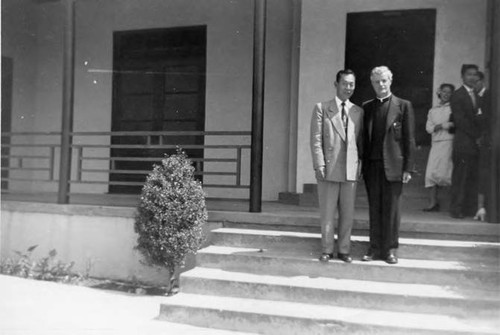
[0, 245, 83, 283]
[134, 149, 207, 295]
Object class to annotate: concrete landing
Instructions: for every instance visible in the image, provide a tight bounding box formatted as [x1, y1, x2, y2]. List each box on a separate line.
[0, 274, 254, 335]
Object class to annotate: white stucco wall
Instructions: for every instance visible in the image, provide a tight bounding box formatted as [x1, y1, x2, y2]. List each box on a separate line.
[295, 0, 488, 193]
[1, 0, 40, 192]
[1, 202, 221, 285]
[1, 0, 37, 133]
[2, 0, 293, 201]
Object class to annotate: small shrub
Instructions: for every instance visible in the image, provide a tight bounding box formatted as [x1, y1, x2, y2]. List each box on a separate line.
[0, 245, 82, 283]
[134, 149, 207, 294]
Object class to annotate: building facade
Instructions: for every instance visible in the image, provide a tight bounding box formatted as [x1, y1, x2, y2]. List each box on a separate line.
[2, 0, 496, 202]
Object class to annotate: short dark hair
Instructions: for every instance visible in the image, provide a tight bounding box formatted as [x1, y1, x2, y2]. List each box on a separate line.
[439, 83, 455, 92]
[336, 69, 356, 83]
[461, 64, 479, 76]
[477, 71, 485, 81]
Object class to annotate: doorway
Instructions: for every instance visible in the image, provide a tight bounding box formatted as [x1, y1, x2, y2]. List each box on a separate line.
[345, 9, 436, 146]
[110, 26, 206, 193]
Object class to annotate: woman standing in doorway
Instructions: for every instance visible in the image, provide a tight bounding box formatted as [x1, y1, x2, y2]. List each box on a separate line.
[423, 83, 455, 211]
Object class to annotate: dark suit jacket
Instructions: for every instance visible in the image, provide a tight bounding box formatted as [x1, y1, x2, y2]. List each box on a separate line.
[477, 88, 491, 144]
[362, 95, 416, 182]
[450, 86, 480, 155]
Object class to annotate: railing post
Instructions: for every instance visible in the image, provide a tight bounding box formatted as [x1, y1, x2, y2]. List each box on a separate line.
[76, 147, 83, 182]
[236, 147, 242, 186]
[57, 0, 76, 204]
[487, 0, 500, 222]
[249, 0, 267, 212]
[49, 146, 55, 181]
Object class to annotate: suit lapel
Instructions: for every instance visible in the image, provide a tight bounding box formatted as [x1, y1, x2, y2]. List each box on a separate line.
[327, 101, 346, 141]
[460, 86, 475, 113]
[386, 96, 401, 132]
[347, 106, 358, 143]
[367, 101, 374, 141]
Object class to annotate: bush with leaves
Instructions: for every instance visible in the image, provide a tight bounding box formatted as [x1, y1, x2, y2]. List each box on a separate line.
[134, 149, 207, 294]
[0, 245, 82, 283]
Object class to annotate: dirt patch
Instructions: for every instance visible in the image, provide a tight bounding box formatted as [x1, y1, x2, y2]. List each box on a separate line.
[78, 277, 176, 296]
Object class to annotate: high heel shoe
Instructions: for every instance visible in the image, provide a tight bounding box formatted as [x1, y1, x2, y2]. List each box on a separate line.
[423, 204, 440, 212]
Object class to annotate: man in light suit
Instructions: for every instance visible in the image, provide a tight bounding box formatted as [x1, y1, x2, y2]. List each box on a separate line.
[361, 66, 415, 264]
[310, 69, 364, 263]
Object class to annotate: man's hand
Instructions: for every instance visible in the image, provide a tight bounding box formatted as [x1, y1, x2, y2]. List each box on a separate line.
[315, 167, 326, 180]
[434, 124, 443, 132]
[441, 122, 453, 130]
[402, 171, 412, 184]
[474, 208, 487, 221]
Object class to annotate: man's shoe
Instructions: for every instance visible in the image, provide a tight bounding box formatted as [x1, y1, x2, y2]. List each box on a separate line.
[338, 253, 353, 263]
[319, 253, 333, 263]
[362, 249, 379, 262]
[386, 253, 398, 264]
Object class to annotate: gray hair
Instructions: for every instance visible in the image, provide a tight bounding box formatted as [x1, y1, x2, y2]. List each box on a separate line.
[370, 66, 393, 81]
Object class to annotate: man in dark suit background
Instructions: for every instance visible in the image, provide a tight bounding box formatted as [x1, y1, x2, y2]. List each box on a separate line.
[473, 70, 491, 221]
[361, 66, 416, 264]
[449, 64, 480, 219]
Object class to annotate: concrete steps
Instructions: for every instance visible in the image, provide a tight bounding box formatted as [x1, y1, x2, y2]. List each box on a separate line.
[159, 221, 500, 334]
[181, 267, 500, 317]
[160, 293, 499, 335]
[210, 228, 500, 263]
[197, 245, 500, 290]
[211, 211, 500, 242]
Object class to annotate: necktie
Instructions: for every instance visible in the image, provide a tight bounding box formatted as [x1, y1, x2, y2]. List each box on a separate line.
[469, 90, 477, 109]
[341, 102, 347, 129]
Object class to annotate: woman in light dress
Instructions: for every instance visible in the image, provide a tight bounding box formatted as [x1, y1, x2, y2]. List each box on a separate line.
[423, 83, 455, 212]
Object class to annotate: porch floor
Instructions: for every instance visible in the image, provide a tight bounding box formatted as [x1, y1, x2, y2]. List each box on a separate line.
[0, 191, 487, 226]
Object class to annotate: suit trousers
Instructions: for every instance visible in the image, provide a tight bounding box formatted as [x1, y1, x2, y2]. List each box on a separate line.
[317, 179, 356, 254]
[364, 160, 402, 254]
[450, 151, 478, 216]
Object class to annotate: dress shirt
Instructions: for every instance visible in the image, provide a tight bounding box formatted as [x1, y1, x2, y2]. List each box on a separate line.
[478, 87, 486, 98]
[463, 84, 477, 108]
[335, 96, 353, 116]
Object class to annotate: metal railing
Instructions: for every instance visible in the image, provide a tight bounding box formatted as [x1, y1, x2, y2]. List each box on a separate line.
[1, 130, 251, 193]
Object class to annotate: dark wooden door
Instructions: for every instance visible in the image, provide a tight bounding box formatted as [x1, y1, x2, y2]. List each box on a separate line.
[1, 56, 13, 190]
[110, 26, 206, 193]
[345, 9, 436, 145]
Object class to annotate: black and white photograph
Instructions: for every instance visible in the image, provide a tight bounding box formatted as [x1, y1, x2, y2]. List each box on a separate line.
[1, 0, 499, 334]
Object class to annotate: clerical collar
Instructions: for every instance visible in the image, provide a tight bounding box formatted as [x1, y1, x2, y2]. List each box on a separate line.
[376, 94, 391, 104]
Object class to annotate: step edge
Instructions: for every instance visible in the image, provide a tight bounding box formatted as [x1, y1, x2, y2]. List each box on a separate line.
[211, 228, 500, 248]
[160, 293, 499, 334]
[182, 268, 500, 302]
[198, 246, 500, 274]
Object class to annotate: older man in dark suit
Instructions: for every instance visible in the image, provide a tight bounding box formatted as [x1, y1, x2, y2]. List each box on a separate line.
[361, 66, 416, 264]
[449, 64, 481, 219]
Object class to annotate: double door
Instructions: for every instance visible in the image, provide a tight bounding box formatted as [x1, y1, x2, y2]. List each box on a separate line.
[110, 26, 206, 193]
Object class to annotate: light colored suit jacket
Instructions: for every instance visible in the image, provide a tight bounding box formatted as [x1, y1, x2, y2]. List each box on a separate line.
[310, 99, 364, 182]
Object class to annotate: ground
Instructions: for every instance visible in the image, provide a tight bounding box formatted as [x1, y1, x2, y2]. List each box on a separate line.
[0, 274, 253, 335]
